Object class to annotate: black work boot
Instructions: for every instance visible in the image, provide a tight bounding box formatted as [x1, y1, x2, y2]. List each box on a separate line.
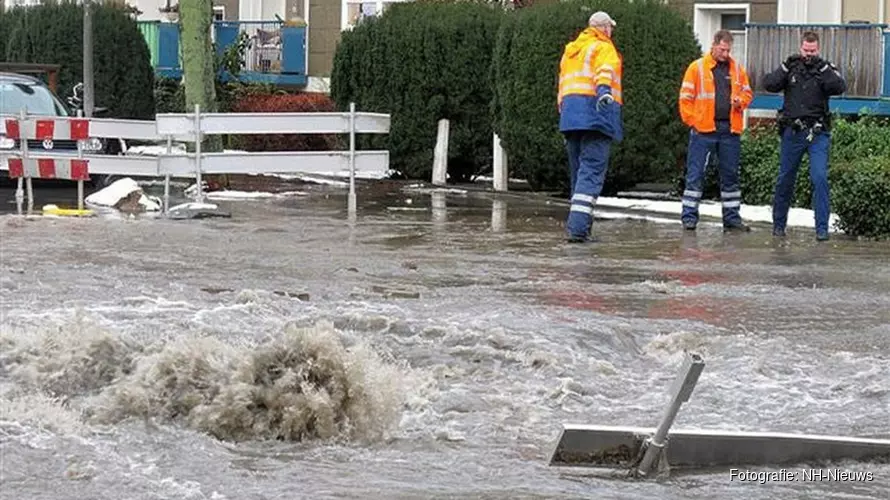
[723, 223, 751, 233]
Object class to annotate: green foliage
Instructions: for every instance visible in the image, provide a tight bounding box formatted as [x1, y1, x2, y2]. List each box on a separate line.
[492, 0, 702, 193]
[738, 117, 890, 238]
[831, 156, 890, 239]
[2, 2, 155, 119]
[331, 1, 503, 181]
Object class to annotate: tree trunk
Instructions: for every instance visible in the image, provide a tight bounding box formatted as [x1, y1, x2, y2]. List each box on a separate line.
[179, 0, 222, 152]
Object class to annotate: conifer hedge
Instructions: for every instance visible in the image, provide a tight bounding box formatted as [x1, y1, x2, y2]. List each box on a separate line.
[331, 1, 502, 181]
[1, 2, 155, 119]
[492, 0, 702, 193]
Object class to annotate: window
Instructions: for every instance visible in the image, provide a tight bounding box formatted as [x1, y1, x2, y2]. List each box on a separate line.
[721, 13, 746, 31]
[213, 6, 225, 21]
[342, 0, 410, 31]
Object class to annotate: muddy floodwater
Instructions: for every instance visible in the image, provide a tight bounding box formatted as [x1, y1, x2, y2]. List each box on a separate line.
[1, 181, 888, 500]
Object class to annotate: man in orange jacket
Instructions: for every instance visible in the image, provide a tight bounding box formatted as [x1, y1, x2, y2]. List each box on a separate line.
[678, 30, 753, 232]
[558, 11, 623, 243]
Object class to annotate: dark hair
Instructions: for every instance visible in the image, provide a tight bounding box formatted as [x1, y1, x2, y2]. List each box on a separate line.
[802, 31, 820, 44]
[713, 30, 734, 44]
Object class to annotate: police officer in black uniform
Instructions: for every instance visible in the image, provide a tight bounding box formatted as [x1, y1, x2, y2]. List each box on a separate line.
[763, 31, 846, 241]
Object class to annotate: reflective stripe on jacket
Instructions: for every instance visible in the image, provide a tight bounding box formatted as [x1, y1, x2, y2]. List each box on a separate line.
[679, 53, 752, 134]
[557, 27, 624, 142]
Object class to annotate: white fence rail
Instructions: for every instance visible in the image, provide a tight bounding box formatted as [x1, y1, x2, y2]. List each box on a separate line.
[0, 103, 392, 217]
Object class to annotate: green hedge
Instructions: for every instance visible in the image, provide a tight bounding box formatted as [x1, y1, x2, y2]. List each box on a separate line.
[492, 0, 702, 193]
[2, 3, 155, 119]
[832, 156, 890, 239]
[331, 1, 502, 182]
[734, 117, 890, 238]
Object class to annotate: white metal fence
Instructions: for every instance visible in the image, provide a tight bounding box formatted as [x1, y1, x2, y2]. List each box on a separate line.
[0, 102, 392, 217]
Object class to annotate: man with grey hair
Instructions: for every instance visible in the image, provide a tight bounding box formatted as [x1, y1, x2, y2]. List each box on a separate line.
[558, 10, 623, 243]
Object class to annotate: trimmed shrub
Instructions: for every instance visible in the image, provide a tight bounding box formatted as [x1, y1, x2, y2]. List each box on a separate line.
[229, 92, 343, 152]
[492, 0, 702, 193]
[331, 0, 503, 181]
[831, 156, 890, 239]
[2, 2, 155, 119]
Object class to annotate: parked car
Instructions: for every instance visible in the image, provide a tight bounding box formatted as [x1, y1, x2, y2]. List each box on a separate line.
[0, 72, 125, 185]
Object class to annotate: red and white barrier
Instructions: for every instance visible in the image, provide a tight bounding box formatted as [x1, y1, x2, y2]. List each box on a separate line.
[7, 157, 90, 180]
[3, 117, 91, 141]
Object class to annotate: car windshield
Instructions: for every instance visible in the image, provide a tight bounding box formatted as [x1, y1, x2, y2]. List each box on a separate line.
[0, 81, 69, 117]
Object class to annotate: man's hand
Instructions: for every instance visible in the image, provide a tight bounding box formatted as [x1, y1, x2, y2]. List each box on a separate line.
[732, 96, 742, 110]
[595, 84, 613, 112]
[782, 54, 801, 72]
[596, 93, 614, 112]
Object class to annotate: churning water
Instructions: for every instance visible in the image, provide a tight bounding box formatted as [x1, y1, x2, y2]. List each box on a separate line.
[1, 183, 888, 499]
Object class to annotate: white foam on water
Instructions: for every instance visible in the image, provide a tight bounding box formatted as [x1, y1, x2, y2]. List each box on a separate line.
[1, 311, 423, 446]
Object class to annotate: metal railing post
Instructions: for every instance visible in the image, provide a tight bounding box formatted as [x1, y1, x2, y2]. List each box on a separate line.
[348, 101, 357, 219]
[164, 134, 172, 215]
[194, 103, 204, 204]
[21, 109, 34, 215]
[14, 108, 25, 215]
[76, 109, 85, 211]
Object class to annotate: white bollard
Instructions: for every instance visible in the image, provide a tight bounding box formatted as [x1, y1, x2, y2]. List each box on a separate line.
[492, 132, 508, 192]
[432, 118, 449, 186]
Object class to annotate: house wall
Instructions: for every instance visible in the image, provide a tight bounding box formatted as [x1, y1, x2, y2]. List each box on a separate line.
[842, 0, 880, 23]
[669, 1, 778, 25]
[307, 0, 341, 77]
[777, 0, 838, 23]
[214, 0, 240, 20]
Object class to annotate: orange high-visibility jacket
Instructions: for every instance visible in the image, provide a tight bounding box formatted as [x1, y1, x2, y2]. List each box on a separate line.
[558, 27, 623, 107]
[679, 53, 752, 134]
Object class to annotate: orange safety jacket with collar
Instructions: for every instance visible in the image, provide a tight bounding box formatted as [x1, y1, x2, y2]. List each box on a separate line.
[679, 53, 753, 134]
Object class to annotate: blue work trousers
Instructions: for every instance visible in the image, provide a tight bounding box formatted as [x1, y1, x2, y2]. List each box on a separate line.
[772, 127, 831, 235]
[681, 121, 743, 227]
[565, 130, 611, 239]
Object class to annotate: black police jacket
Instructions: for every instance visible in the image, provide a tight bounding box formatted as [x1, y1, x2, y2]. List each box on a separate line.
[762, 55, 847, 129]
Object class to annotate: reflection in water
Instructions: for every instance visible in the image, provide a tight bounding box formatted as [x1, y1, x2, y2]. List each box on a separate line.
[491, 198, 507, 233]
[431, 191, 447, 229]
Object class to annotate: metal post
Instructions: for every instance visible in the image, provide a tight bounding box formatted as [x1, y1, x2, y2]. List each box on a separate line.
[194, 103, 204, 204]
[26, 178, 34, 215]
[19, 109, 34, 215]
[164, 135, 172, 215]
[76, 109, 84, 211]
[14, 109, 25, 215]
[83, 0, 95, 118]
[15, 178, 23, 215]
[348, 101, 357, 219]
[634, 352, 705, 477]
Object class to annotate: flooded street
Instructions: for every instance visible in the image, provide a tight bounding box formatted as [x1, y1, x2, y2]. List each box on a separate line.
[1, 181, 888, 499]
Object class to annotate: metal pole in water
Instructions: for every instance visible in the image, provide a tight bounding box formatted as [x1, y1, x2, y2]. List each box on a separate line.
[348, 101, 357, 219]
[635, 352, 705, 477]
[164, 135, 172, 215]
[194, 103, 204, 204]
[15, 177, 23, 215]
[14, 111, 24, 215]
[76, 109, 84, 211]
[19, 109, 34, 215]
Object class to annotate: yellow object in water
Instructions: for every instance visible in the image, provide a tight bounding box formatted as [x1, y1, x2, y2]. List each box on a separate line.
[41, 204, 95, 217]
